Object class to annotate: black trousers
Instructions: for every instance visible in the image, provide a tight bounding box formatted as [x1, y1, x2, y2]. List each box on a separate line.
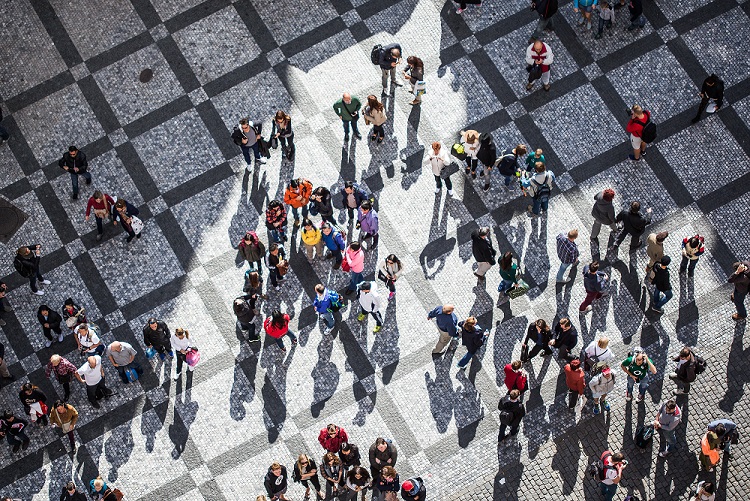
[85, 378, 111, 405]
[42, 323, 62, 341]
[527, 341, 553, 360]
[301, 475, 322, 491]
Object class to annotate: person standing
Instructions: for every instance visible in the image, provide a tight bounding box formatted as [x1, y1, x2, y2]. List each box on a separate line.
[614, 201, 652, 251]
[283, 178, 312, 226]
[498, 389, 526, 442]
[49, 400, 78, 451]
[626, 0, 646, 31]
[14, 245, 50, 296]
[112, 198, 142, 243]
[555, 229, 579, 283]
[267, 243, 287, 291]
[265, 200, 288, 244]
[74, 323, 103, 357]
[692, 74, 724, 123]
[356, 282, 384, 333]
[234, 294, 260, 342]
[170, 328, 195, 380]
[0, 411, 30, 452]
[654, 399, 682, 457]
[400, 478, 426, 501]
[264, 462, 291, 501]
[143, 318, 173, 360]
[341, 181, 369, 222]
[357, 200, 379, 249]
[551, 317, 578, 361]
[573, 0, 597, 30]
[708, 419, 738, 457]
[583, 336, 616, 374]
[526, 162, 555, 216]
[402, 56, 424, 106]
[669, 346, 700, 396]
[232, 118, 266, 171]
[45, 354, 77, 400]
[460, 129, 481, 180]
[60, 481, 87, 501]
[319, 423, 349, 453]
[594, 1, 615, 39]
[652, 256, 673, 313]
[728, 260, 749, 321]
[590, 188, 616, 242]
[680, 234, 705, 277]
[526, 40, 554, 92]
[61, 298, 87, 331]
[521, 319, 553, 360]
[238, 231, 266, 273]
[427, 304, 459, 355]
[471, 227, 496, 280]
[621, 349, 657, 402]
[300, 218, 324, 260]
[645, 231, 668, 281]
[37, 305, 63, 347]
[0, 340, 14, 383]
[58, 146, 91, 200]
[321, 223, 346, 269]
[333, 93, 362, 141]
[599, 451, 627, 501]
[503, 360, 528, 396]
[0, 280, 11, 319]
[339, 441, 362, 475]
[313, 284, 338, 333]
[345, 466, 372, 501]
[579, 261, 608, 313]
[84, 191, 115, 242]
[369, 437, 397, 485]
[374, 465, 399, 501]
[75, 355, 113, 409]
[106, 341, 143, 384]
[589, 366, 616, 415]
[530, 0, 559, 41]
[18, 383, 48, 426]
[564, 359, 585, 409]
[379, 254, 403, 301]
[427, 141, 454, 195]
[292, 454, 324, 500]
[378, 43, 402, 95]
[271, 110, 295, 161]
[625, 105, 652, 160]
[364, 95, 388, 143]
[310, 186, 336, 224]
[264, 310, 297, 352]
[456, 317, 488, 369]
[344, 242, 365, 295]
[322, 452, 344, 500]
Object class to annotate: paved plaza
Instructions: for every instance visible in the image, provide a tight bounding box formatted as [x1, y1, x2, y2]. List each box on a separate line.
[1, 0, 749, 499]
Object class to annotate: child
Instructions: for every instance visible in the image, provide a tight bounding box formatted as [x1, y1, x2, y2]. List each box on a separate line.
[525, 148, 545, 172]
[595, 1, 615, 39]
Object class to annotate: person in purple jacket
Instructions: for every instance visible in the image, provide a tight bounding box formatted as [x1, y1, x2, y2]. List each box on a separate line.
[357, 200, 379, 249]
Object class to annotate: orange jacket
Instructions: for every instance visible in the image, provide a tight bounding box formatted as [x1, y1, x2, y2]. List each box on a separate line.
[284, 179, 313, 209]
[701, 433, 719, 466]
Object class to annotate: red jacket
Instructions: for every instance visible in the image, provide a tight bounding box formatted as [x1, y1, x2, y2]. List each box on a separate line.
[85, 194, 115, 217]
[504, 364, 527, 392]
[564, 364, 585, 394]
[626, 110, 651, 137]
[318, 427, 349, 452]
[263, 314, 290, 338]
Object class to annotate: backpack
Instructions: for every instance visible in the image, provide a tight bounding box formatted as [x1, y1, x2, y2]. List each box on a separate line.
[370, 44, 383, 65]
[634, 424, 654, 448]
[589, 451, 613, 480]
[495, 150, 517, 176]
[635, 115, 657, 143]
[530, 173, 551, 202]
[328, 291, 343, 312]
[13, 256, 30, 277]
[498, 409, 513, 426]
[694, 355, 707, 375]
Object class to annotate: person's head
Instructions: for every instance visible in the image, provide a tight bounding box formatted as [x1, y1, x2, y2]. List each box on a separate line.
[340, 442, 353, 454]
[509, 389, 521, 400]
[656, 231, 669, 243]
[559, 318, 571, 331]
[660, 256, 671, 267]
[597, 336, 610, 349]
[679, 347, 692, 359]
[270, 462, 282, 476]
[515, 144, 528, 156]
[65, 482, 77, 494]
[243, 231, 257, 244]
[93, 190, 103, 203]
[289, 178, 300, 191]
[442, 304, 454, 314]
[466, 131, 478, 143]
[630, 201, 641, 213]
[110, 341, 122, 352]
[50, 354, 61, 366]
[64, 298, 75, 309]
[385, 254, 400, 268]
[375, 437, 389, 451]
[601, 366, 612, 378]
[321, 223, 332, 235]
[534, 161, 546, 173]
[342, 93, 352, 104]
[700, 482, 715, 494]
[463, 316, 477, 331]
[603, 188, 615, 202]
[478, 227, 490, 238]
[175, 328, 189, 339]
[268, 199, 282, 211]
[315, 284, 325, 296]
[511, 360, 522, 371]
[535, 319, 548, 331]
[148, 318, 159, 331]
[367, 94, 382, 111]
[256, 497, 267, 501]
[239, 118, 251, 132]
[589, 261, 599, 273]
[390, 47, 401, 59]
[349, 241, 361, 252]
[77, 324, 89, 337]
[633, 350, 648, 365]
[570, 359, 581, 371]
[567, 229, 579, 240]
[500, 251, 513, 270]
[55, 400, 67, 413]
[3, 411, 14, 421]
[68, 145, 78, 156]
[302, 218, 315, 231]
[93, 477, 105, 491]
[534, 148, 543, 158]
[87, 356, 97, 369]
[115, 199, 127, 212]
[274, 110, 289, 123]
[325, 451, 340, 465]
[297, 454, 310, 469]
[351, 466, 369, 480]
[406, 55, 422, 68]
[360, 200, 372, 213]
[401, 479, 418, 495]
[688, 236, 700, 248]
[631, 104, 643, 117]
[269, 243, 279, 255]
[359, 282, 371, 293]
[664, 400, 677, 413]
[271, 310, 285, 327]
[21, 383, 34, 395]
[344, 180, 354, 193]
[714, 423, 726, 436]
[611, 452, 625, 464]
[533, 40, 544, 52]
[381, 466, 397, 481]
[600, 0, 610, 8]
[706, 74, 718, 86]
[431, 141, 441, 154]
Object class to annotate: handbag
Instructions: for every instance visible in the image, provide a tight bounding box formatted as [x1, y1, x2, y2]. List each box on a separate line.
[527, 64, 542, 81]
[129, 215, 144, 235]
[103, 488, 124, 501]
[65, 307, 85, 328]
[520, 343, 529, 362]
[341, 258, 351, 272]
[277, 260, 289, 276]
[145, 347, 157, 359]
[270, 136, 279, 149]
[413, 80, 426, 96]
[508, 279, 529, 299]
[185, 347, 200, 367]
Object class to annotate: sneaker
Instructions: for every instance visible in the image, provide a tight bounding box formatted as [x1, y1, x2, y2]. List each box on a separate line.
[658, 450, 669, 458]
[483, 184, 490, 192]
[526, 82, 533, 91]
[0, 319, 4, 326]
[373, 325, 382, 333]
[593, 405, 600, 415]
[159, 353, 166, 361]
[594, 33, 602, 39]
[471, 172, 477, 179]
[578, 17, 585, 25]
[473, 272, 486, 280]
[71, 193, 78, 200]
[256, 157, 267, 164]
[294, 219, 301, 227]
[603, 401, 610, 411]
[672, 389, 688, 395]
[96, 234, 103, 241]
[12, 444, 20, 453]
[636, 394, 645, 403]
[32, 290, 45, 296]
[22, 440, 30, 450]
[586, 21, 592, 30]
[85, 177, 92, 185]
[434, 187, 440, 194]
[447, 189, 454, 196]
[246, 164, 253, 172]
[357, 313, 367, 321]
[167, 351, 174, 358]
[173, 371, 182, 380]
[456, 7, 464, 13]
[58, 333, 64, 342]
[556, 278, 571, 284]
[625, 392, 632, 401]
[628, 154, 641, 161]
[45, 340, 53, 348]
[543, 84, 551, 91]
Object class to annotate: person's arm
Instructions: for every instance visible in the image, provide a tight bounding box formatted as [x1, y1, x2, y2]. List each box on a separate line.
[647, 357, 657, 374]
[68, 407, 78, 429]
[610, 464, 624, 484]
[59, 154, 68, 170]
[108, 354, 117, 367]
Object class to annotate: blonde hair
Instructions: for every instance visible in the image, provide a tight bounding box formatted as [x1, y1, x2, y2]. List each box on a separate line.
[256, 497, 267, 501]
[381, 466, 397, 479]
[50, 354, 61, 365]
[175, 328, 189, 339]
[463, 317, 477, 330]
[271, 462, 282, 470]
[631, 104, 643, 114]
[93, 478, 104, 489]
[597, 336, 610, 349]
[296, 454, 310, 472]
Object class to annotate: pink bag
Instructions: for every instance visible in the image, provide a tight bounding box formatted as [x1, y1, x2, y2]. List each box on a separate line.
[185, 348, 200, 367]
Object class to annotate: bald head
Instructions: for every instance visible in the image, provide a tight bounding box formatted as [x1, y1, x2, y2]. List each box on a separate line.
[110, 341, 122, 352]
[533, 41, 544, 52]
[88, 356, 97, 368]
[343, 93, 351, 104]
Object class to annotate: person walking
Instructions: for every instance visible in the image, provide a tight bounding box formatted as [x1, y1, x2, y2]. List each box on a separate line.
[106, 341, 144, 384]
[645, 231, 668, 281]
[112, 198, 142, 242]
[341, 181, 369, 221]
[321, 223, 346, 269]
[264, 310, 297, 352]
[460, 129, 481, 180]
[503, 360, 528, 395]
[333, 93, 363, 141]
[232, 118, 266, 171]
[555, 229, 579, 283]
[265, 200, 288, 244]
[521, 319, 553, 361]
[318, 423, 349, 453]
[310, 186, 336, 224]
[18, 382, 48, 426]
[614, 201, 652, 252]
[264, 462, 291, 501]
[626, 0, 646, 30]
[0, 411, 30, 452]
[525, 161, 555, 216]
[356, 281, 384, 333]
[45, 354, 77, 400]
[579, 261, 608, 313]
[300, 218, 324, 260]
[313, 284, 339, 333]
[58, 146, 91, 200]
[143, 318, 173, 360]
[170, 328, 195, 380]
[378, 254, 403, 300]
[84, 190, 115, 242]
[729, 260, 749, 321]
[669, 346, 700, 395]
[583, 336, 616, 374]
[564, 359, 585, 409]
[599, 451, 627, 501]
[471, 227, 496, 281]
[654, 399, 682, 457]
[283, 178, 312, 226]
[621, 348, 657, 402]
[699, 429, 721, 472]
[364, 95, 388, 143]
[75, 355, 113, 409]
[589, 366, 616, 415]
[427, 304, 459, 355]
[498, 389, 526, 442]
[456, 317, 488, 369]
[590, 188, 617, 242]
[495, 144, 526, 189]
[369, 437, 397, 486]
[271, 110, 295, 161]
[530, 0, 559, 41]
[238, 231, 266, 273]
[74, 323, 103, 357]
[525, 40, 554, 92]
[680, 234, 705, 277]
[692, 74, 724, 123]
[625, 105, 652, 160]
[573, 0, 597, 30]
[402, 56, 424, 106]
[551, 317, 578, 361]
[652, 256, 673, 313]
[343, 242, 365, 295]
[401, 478, 426, 501]
[234, 294, 260, 342]
[37, 304, 63, 347]
[377, 43, 402, 95]
[427, 141, 454, 195]
[267, 243, 287, 291]
[292, 454, 324, 500]
[49, 400, 78, 451]
[357, 200, 379, 249]
[14, 245, 50, 296]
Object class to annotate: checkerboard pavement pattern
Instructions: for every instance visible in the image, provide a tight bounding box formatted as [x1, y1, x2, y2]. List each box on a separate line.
[1, 0, 749, 499]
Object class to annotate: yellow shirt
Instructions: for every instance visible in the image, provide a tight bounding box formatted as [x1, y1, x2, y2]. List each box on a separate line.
[301, 228, 321, 246]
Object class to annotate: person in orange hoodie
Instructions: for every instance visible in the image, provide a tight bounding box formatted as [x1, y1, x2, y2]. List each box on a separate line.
[283, 178, 312, 226]
[565, 359, 585, 409]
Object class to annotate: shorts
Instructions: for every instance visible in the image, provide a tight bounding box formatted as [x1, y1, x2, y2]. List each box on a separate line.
[580, 5, 593, 12]
[591, 391, 609, 399]
[630, 133, 643, 149]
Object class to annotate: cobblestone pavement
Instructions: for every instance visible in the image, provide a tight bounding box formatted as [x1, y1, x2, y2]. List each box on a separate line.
[0, 0, 749, 499]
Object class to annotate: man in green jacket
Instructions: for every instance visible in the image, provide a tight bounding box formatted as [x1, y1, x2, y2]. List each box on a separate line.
[333, 93, 362, 141]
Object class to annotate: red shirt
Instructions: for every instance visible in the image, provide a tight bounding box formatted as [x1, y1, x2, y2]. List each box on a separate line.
[318, 427, 349, 452]
[626, 110, 651, 137]
[85, 194, 115, 217]
[565, 364, 585, 394]
[504, 364, 527, 392]
[263, 314, 290, 338]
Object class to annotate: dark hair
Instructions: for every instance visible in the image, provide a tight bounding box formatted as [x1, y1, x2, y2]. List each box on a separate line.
[589, 261, 599, 273]
[68, 146, 78, 152]
[359, 282, 371, 291]
[302, 218, 314, 228]
[239, 118, 249, 126]
[701, 482, 715, 494]
[247, 271, 260, 289]
[350, 242, 361, 251]
[406, 55, 423, 68]
[348, 466, 370, 482]
[340, 442, 352, 452]
[535, 319, 548, 331]
[665, 400, 677, 411]
[706, 74, 718, 85]
[559, 318, 571, 328]
[344, 180, 354, 190]
[367, 95, 384, 112]
[612, 452, 625, 462]
[243, 231, 258, 245]
[679, 347, 691, 358]
[54, 400, 66, 408]
[271, 310, 286, 328]
[315, 284, 325, 293]
[688, 236, 700, 248]
[375, 437, 388, 447]
[499, 252, 513, 271]
[21, 383, 34, 392]
[714, 423, 726, 435]
[269, 243, 279, 252]
[385, 254, 401, 267]
[268, 199, 282, 210]
[289, 178, 299, 189]
[275, 110, 290, 122]
[115, 199, 127, 210]
[360, 200, 372, 211]
[630, 201, 641, 213]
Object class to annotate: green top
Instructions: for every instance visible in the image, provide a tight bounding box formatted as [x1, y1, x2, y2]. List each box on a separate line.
[499, 263, 518, 282]
[621, 355, 650, 381]
[525, 152, 545, 170]
[333, 96, 362, 121]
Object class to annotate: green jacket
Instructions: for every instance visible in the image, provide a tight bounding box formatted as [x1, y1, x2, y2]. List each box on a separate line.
[333, 97, 362, 121]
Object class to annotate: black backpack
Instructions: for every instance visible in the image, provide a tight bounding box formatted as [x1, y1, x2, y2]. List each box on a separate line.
[370, 44, 383, 65]
[634, 424, 654, 449]
[694, 355, 707, 375]
[13, 256, 30, 278]
[635, 115, 657, 143]
[531, 173, 552, 201]
[589, 451, 613, 480]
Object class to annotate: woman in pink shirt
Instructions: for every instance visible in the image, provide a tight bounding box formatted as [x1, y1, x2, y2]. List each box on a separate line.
[344, 242, 365, 295]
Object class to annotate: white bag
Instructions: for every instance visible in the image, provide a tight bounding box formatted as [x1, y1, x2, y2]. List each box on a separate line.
[413, 80, 426, 96]
[130, 215, 144, 235]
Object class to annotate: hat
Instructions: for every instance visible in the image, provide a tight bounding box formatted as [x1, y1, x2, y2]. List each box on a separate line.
[660, 256, 671, 266]
[656, 231, 669, 242]
[402, 480, 417, 494]
[570, 359, 581, 369]
[601, 366, 611, 375]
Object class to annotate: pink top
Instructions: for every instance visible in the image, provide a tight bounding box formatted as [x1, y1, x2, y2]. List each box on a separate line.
[345, 247, 365, 273]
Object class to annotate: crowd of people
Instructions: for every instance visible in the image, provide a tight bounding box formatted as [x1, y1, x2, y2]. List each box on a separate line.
[0, 2, 743, 500]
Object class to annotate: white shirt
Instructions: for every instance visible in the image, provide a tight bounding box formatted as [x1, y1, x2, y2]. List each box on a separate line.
[77, 356, 103, 386]
[170, 334, 192, 353]
[75, 325, 100, 349]
[585, 341, 615, 363]
[426, 143, 453, 176]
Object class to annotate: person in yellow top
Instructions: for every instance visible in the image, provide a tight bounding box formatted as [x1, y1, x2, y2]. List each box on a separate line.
[301, 219, 324, 260]
[49, 400, 78, 451]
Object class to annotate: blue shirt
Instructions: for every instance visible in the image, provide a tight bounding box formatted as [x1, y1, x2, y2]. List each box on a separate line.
[428, 306, 458, 337]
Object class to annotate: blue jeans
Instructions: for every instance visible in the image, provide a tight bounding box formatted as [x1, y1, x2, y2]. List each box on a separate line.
[348, 271, 363, 291]
[503, 175, 512, 186]
[275, 330, 297, 349]
[457, 349, 478, 368]
[532, 196, 549, 215]
[662, 428, 677, 452]
[270, 227, 286, 243]
[652, 288, 673, 309]
[734, 290, 748, 318]
[627, 373, 649, 397]
[557, 262, 572, 282]
[319, 310, 335, 329]
[70, 171, 92, 195]
[342, 119, 360, 136]
[498, 279, 515, 295]
[597, 17, 612, 35]
[0, 123, 9, 141]
[240, 142, 261, 164]
[600, 482, 617, 501]
[290, 205, 309, 221]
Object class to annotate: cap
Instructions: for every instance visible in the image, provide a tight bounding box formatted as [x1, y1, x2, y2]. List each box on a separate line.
[570, 359, 581, 369]
[656, 231, 669, 242]
[601, 366, 611, 375]
[402, 480, 415, 493]
[661, 256, 671, 266]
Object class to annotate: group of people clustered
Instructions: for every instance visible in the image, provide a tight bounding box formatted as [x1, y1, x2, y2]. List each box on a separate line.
[0, 4, 742, 501]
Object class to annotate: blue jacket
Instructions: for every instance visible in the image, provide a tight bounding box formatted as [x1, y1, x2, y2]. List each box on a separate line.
[428, 306, 458, 337]
[321, 228, 346, 251]
[313, 289, 335, 313]
[340, 184, 368, 209]
[89, 479, 109, 497]
[573, 0, 598, 7]
[582, 265, 608, 293]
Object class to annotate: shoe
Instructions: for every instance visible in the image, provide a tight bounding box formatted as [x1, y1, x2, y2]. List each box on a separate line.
[354, 133, 362, 139]
[159, 353, 166, 361]
[586, 21, 591, 30]
[672, 389, 688, 395]
[526, 82, 533, 91]
[628, 154, 641, 161]
[483, 184, 490, 192]
[581, 305, 593, 314]
[691, 116, 700, 124]
[473, 272, 486, 280]
[603, 401, 610, 411]
[557, 278, 571, 284]
[12, 444, 20, 453]
[2, 304, 11, 312]
[45, 340, 53, 348]
[435, 187, 440, 194]
[294, 219, 301, 227]
[625, 392, 632, 401]
[96, 234, 103, 241]
[658, 450, 669, 458]
[32, 290, 45, 296]
[167, 351, 174, 358]
[393, 80, 403, 87]
[85, 177, 92, 185]
[594, 33, 602, 39]
[651, 306, 664, 313]
[371, 134, 377, 141]
[471, 171, 477, 179]
[173, 371, 182, 380]
[344, 135, 350, 141]
[578, 17, 585, 25]
[22, 440, 30, 450]
[71, 193, 78, 200]
[732, 314, 746, 321]
[357, 313, 366, 321]
[188, 365, 195, 372]
[58, 333, 64, 342]
[593, 405, 600, 415]
[382, 87, 388, 96]
[246, 164, 253, 172]
[125, 235, 134, 243]
[373, 325, 381, 333]
[292, 339, 298, 346]
[256, 157, 267, 164]
[636, 394, 645, 403]
[388, 291, 395, 300]
[377, 137, 383, 144]
[447, 189, 453, 196]
[137, 233, 141, 239]
[543, 84, 550, 91]
[688, 271, 694, 277]
[456, 7, 464, 13]
[0, 319, 4, 326]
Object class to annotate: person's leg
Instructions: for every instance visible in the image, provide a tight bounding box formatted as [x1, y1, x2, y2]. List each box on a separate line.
[251, 141, 261, 160]
[241, 146, 253, 166]
[556, 262, 571, 282]
[733, 290, 747, 318]
[350, 118, 360, 138]
[656, 289, 673, 308]
[629, 232, 642, 250]
[116, 365, 128, 384]
[95, 216, 103, 235]
[568, 389, 579, 408]
[381, 69, 389, 90]
[434, 174, 443, 190]
[596, 16, 605, 36]
[531, 15, 548, 39]
[601, 482, 617, 501]
[476, 261, 492, 277]
[175, 352, 185, 375]
[679, 255, 689, 274]
[343, 119, 351, 138]
[457, 349, 473, 368]
[285, 330, 297, 344]
[86, 384, 98, 405]
[579, 291, 596, 311]
[613, 228, 628, 247]
[0, 123, 9, 141]
[70, 172, 79, 197]
[42, 326, 54, 342]
[66, 429, 76, 448]
[498, 423, 508, 440]
[626, 376, 635, 397]
[591, 221, 602, 239]
[630, 134, 642, 160]
[332, 249, 343, 268]
[693, 96, 710, 122]
[638, 375, 649, 398]
[348, 271, 363, 291]
[81, 171, 92, 185]
[541, 70, 550, 88]
[371, 311, 383, 327]
[527, 342, 544, 360]
[29, 274, 39, 293]
[432, 330, 451, 354]
[390, 67, 398, 87]
[688, 258, 698, 276]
